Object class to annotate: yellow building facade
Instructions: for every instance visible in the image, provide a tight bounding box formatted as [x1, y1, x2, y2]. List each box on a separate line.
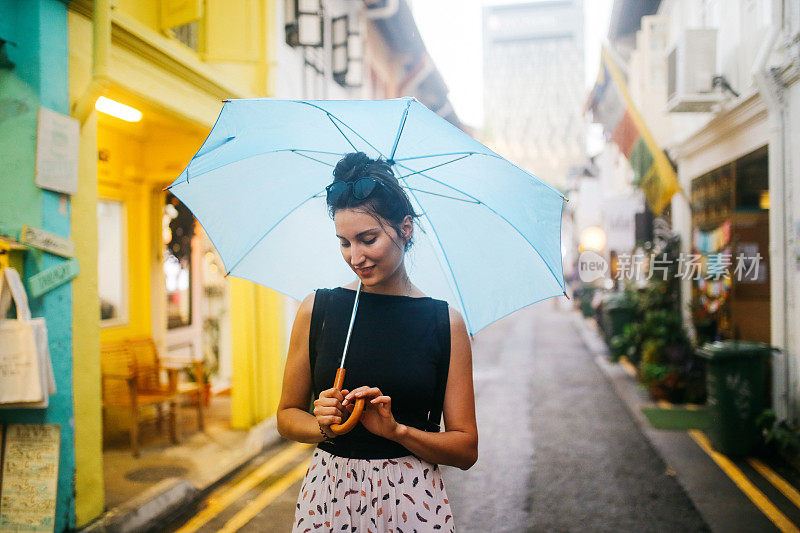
[67, 0, 284, 526]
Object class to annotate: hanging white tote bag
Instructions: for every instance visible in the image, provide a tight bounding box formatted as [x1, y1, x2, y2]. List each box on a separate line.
[0, 267, 55, 407]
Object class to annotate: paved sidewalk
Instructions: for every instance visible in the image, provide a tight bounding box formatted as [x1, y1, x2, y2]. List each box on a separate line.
[571, 311, 782, 533]
[82, 415, 282, 533]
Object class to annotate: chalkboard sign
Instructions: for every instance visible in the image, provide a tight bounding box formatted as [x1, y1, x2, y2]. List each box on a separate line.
[0, 424, 61, 532]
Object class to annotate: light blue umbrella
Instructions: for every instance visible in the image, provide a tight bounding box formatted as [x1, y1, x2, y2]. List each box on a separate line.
[167, 97, 567, 337]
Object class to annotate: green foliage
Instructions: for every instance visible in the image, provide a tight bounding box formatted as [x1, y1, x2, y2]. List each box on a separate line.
[609, 323, 639, 363]
[608, 301, 689, 366]
[757, 409, 800, 455]
[602, 232, 702, 402]
[639, 362, 671, 384]
[640, 309, 689, 351]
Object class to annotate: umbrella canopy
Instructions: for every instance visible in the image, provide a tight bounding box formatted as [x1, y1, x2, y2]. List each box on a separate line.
[168, 97, 566, 335]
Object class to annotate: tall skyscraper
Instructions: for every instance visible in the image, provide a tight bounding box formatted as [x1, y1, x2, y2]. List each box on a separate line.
[483, 0, 585, 190]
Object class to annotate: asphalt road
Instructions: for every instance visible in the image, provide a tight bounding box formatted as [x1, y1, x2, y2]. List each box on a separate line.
[444, 301, 709, 532]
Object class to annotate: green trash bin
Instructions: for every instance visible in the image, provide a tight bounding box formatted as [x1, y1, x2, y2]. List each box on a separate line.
[697, 341, 771, 456]
[578, 286, 596, 318]
[603, 293, 634, 343]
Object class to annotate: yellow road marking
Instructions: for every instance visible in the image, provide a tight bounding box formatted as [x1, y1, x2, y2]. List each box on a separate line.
[689, 430, 800, 533]
[656, 399, 705, 411]
[175, 442, 312, 533]
[219, 460, 310, 532]
[749, 457, 800, 510]
[618, 356, 637, 377]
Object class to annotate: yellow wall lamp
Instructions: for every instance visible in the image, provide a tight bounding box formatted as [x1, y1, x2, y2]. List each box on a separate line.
[94, 96, 142, 122]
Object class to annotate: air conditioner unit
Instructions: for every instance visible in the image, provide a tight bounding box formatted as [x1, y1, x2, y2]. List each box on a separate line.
[666, 29, 722, 112]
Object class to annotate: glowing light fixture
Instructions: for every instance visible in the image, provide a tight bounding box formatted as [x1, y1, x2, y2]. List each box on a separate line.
[95, 96, 142, 122]
[759, 190, 770, 210]
[580, 226, 606, 252]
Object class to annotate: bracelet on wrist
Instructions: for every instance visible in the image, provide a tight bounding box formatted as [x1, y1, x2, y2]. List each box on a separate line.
[318, 421, 335, 442]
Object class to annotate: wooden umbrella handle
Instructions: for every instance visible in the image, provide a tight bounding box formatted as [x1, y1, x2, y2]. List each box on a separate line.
[330, 368, 365, 435]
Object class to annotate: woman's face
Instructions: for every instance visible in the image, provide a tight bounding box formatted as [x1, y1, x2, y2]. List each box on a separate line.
[333, 208, 411, 286]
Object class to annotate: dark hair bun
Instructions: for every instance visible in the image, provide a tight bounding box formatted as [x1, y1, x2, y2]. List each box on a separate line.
[333, 152, 371, 182]
[333, 152, 393, 183]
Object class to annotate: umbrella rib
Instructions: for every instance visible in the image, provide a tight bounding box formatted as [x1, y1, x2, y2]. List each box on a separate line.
[326, 113, 358, 152]
[401, 187, 480, 204]
[167, 148, 347, 190]
[292, 149, 348, 156]
[396, 161, 565, 293]
[389, 99, 412, 162]
[293, 101, 387, 158]
[400, 152, 565, 198]
[291, 150, 335, 168]
[397, 154, 473, 181]
[395, 151, 483, 162]
[311, 184, 477, 203]
[397, 178, 475, 336]
[224, 191, 323, 276]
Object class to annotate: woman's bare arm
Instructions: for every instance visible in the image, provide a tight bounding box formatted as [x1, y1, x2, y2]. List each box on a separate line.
[276, 292, 348, 443]
[390, 308, 478, 470]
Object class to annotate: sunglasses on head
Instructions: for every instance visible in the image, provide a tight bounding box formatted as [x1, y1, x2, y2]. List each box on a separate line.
[325, 178, 385, 205]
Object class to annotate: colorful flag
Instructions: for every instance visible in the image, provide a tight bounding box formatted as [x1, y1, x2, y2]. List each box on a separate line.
[587, 46, 682, 215]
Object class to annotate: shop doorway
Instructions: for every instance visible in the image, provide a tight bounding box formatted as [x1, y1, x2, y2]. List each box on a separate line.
[691, 146, 770, 343]
[95, 93, 238, 509]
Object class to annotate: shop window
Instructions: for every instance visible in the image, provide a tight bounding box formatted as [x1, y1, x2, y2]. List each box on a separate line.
[98, 199, 127, 324]
[161, 0, 260, 61]
[171, 21, 199, 51]
[690, 146, 770, 342]
[332, 14, 363, 88]
[161, 0, 202, 51]
[163, 192, 195, 330]
[285, 0, 323, 48]
[735, 146, 768, 211]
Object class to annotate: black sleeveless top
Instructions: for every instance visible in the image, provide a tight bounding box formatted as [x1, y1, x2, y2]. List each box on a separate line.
[310, 287, 450, 459]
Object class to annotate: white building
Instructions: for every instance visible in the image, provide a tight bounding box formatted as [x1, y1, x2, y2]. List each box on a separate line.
[604, 0, 800, 421]
[482, 0, 586, 191]
[274, 0, 464, 122]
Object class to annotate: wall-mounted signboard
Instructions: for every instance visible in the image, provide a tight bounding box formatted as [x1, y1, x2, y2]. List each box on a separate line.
[0, 424, 61, 532]
[35, 107, 79, 195]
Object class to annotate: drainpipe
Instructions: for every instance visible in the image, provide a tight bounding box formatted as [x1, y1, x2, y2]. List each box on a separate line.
[71, 0, 112, 124]
[364, 0, 399, 20]
[752, 0, 791, 420]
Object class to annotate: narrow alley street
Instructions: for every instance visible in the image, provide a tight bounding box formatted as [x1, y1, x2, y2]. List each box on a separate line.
[168, 303, 711, 532]
[447, 301, 708, 532]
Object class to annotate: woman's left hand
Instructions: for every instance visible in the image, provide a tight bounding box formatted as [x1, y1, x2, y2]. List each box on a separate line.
[343, 386, 400, 440]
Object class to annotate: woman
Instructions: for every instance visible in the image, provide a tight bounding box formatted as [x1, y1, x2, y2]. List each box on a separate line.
[277, 152, 478, 532]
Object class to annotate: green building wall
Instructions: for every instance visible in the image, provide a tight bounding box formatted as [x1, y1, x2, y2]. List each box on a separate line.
[0, 0, 76, 530]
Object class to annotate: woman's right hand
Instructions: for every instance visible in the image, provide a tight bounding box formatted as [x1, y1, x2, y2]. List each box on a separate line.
[313, 387, 350, 437]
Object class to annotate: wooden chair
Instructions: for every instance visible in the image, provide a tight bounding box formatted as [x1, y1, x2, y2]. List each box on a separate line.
[100, 338, 205, 456]
[128, 338, 205, 432]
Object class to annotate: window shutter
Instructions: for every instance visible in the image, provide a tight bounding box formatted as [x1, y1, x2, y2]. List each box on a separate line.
[160, 0, 203, 31]
[203, 0, 261, 62]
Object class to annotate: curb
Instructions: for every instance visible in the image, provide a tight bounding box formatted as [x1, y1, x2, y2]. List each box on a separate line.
[570, 311, 776, 533]
[81, 417, 284, 533]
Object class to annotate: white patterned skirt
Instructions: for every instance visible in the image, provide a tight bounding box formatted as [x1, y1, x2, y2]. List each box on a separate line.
[292, 447, 455, 532]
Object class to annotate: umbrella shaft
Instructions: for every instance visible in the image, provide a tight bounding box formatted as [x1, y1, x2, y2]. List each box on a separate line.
[339, 279, 362, 369]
